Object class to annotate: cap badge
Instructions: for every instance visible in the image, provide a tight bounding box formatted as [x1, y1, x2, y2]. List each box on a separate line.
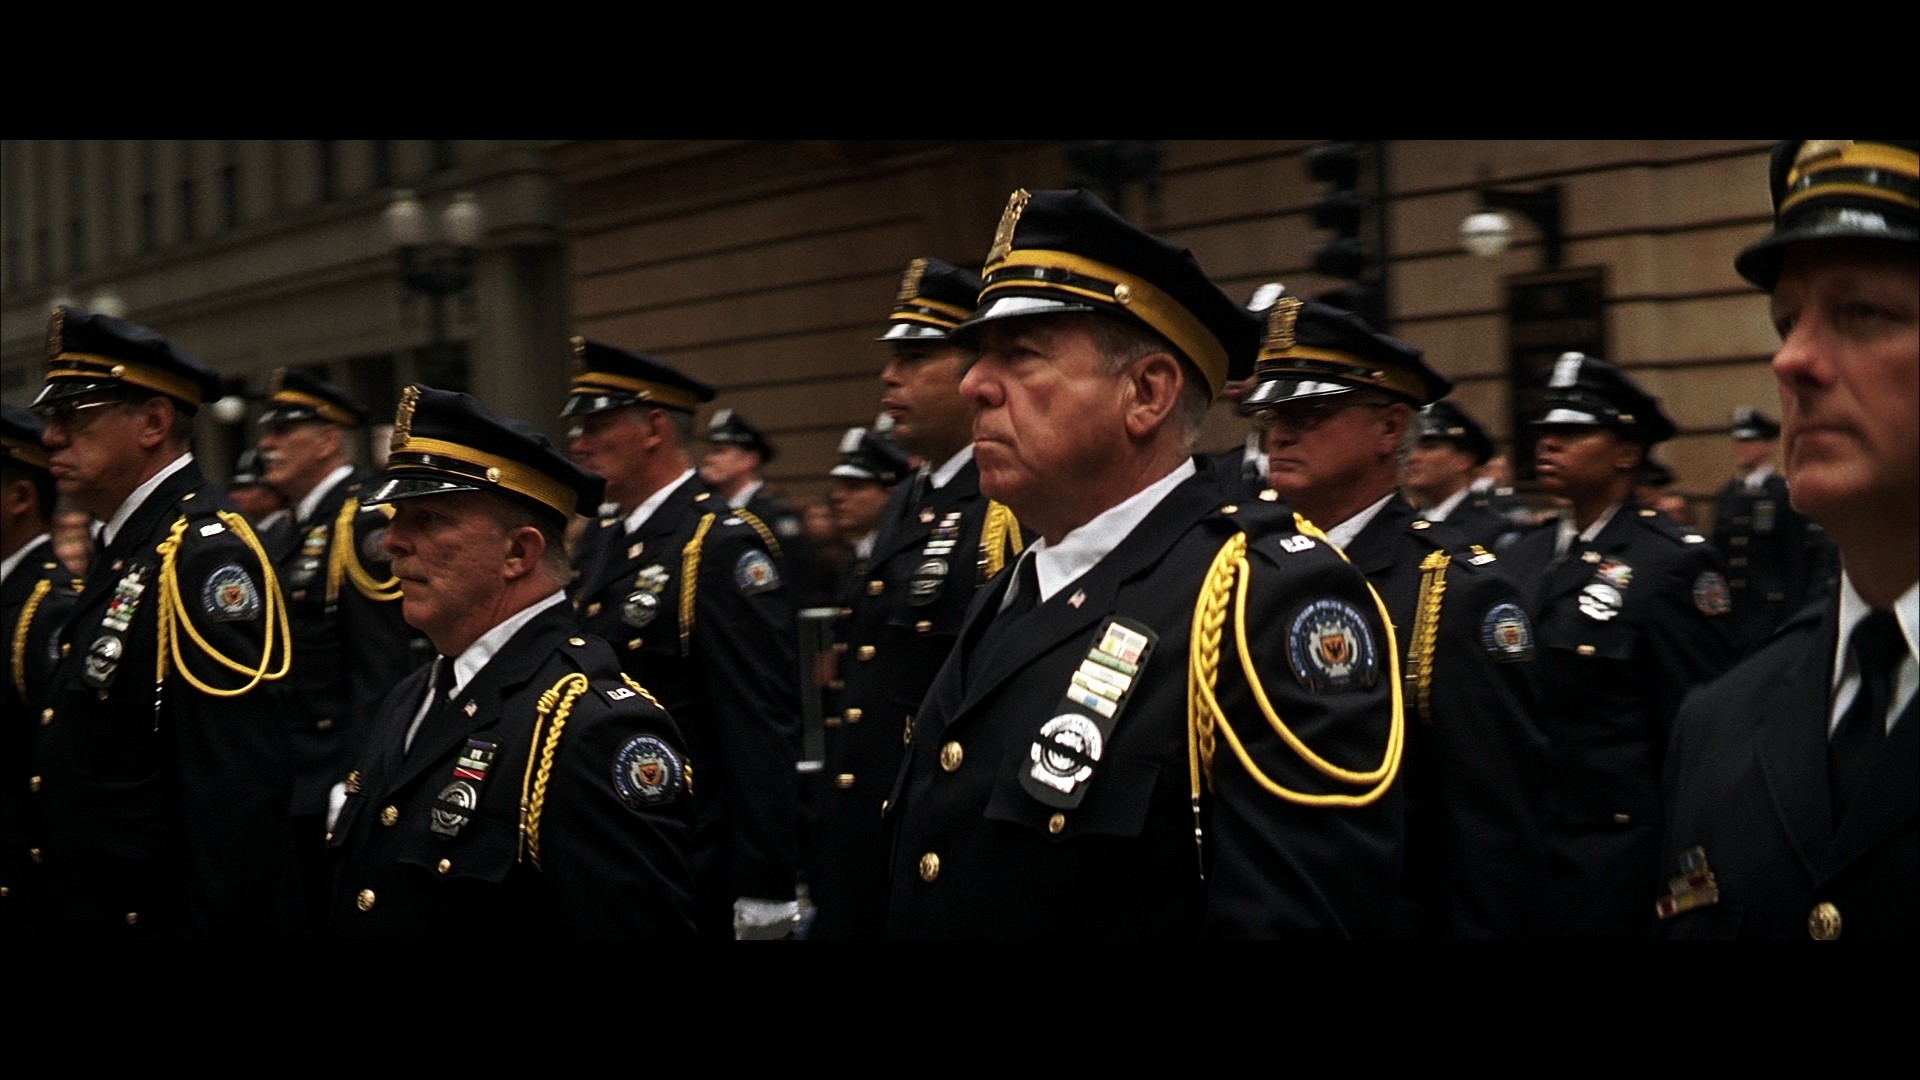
[47, 306, 65, 360]
[988, 189, 1032, 267]
[392, 385, 420, 451]
[1550, 352, 1585, 389]
[1266, 296, 1303, 352]
[570, 336, 588, 375]
[898, 258, 927, 303]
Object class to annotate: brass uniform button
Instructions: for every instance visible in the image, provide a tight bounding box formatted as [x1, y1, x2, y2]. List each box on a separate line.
[316, 718, 333, 731]
[28, 776, 40, 793]
[40, 708, 53, 726]
[357, 889, 376, 912]
[380, 806, 399, 827]
[437, 859, 452, 875]
[832, 641, 849, 655]
[824, 713, 842, 728]
[903, 713, 915, 746]
[1611, 813, 1631, 825]
[915, 620, 932, 633]
[1577, 644, 1596, 656]
[939, 742, 964, 772]
[835, 773, 856, 790]
[60, 643, 71, 657]
[918, 853, 941, 882]
[1259, 489, 1278, 502]
[858, 645, 876, 661]
[1220, 504, 1239, 514]
[125, 912, 139, 926]
[568, 636, 586, 646]
[0, 887, 9, 898]
[1048, 813, 1066, 835]
[1412, 519, 1431, 530]
[587, 602, 603, 617]
[1808, 902, 1842, 941]
[29, 848, 41, 864]
[845, 708, 863, 725]
[868, 580, 885, 596]
[628, 638, 643, 651]
[324, 832, 332, 844]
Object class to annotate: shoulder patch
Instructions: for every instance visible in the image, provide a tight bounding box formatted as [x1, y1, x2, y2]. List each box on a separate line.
[1692, 570, 1732, 616]
[735, 549, 781, 594]
[1286, 598, 1380, 692]
[613, 734, 687, 809]
[201, 564, 263, 621]
[1481, 601, 1534, 661]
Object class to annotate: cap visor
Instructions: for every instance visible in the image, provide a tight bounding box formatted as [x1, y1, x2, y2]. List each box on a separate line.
[1239, 379, 1359, 414]
[361, 473, 486, 507]
[950, 295, 1103, 348]
[877, 323, 953, 342]
[30, 378, 121, 409]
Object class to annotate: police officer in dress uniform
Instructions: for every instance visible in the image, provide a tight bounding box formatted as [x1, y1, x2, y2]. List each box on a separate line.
[327, 386, 697, 939]
[1657, 139, 1917, 940]
[1401, 399, 1516, 553]
[227, 446, 292, 551]
[702, 408, 824, 608]
[562, 339, 801, 940]
[255, 369, 431, 933]
[1, 404, 84, 936]
[810, 257, 1028, 940]
[1244, 298, 1549, 939]
[1709, 406, 1837, 654]
[1497, 351, 1739, 938]
[26, 305, 298, 938]
[884, 190, 1403, 939]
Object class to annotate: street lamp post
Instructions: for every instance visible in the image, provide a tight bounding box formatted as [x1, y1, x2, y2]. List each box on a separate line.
[383, 189, 484, 391]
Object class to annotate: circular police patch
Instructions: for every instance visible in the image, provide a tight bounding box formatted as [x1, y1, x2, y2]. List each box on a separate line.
[1692, 570, 1732, 616]
[614, 735, 686, 809]
[1030, 714, 1104, 793]
[1578, 582, 1622, 622]
[1481, 602, 1534, 662]
[621, 590, 659, 629]
[202, 564, 262, 622]
[1287, 599, 1380, 692]
[360, 527, 392, 565]
[908, 558, 948, 606]
[735, 550, 780, 594]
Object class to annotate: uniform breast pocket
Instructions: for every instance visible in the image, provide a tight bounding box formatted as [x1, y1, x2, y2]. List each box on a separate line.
[984, 749, 1161, 842]
[394, 809, 520, 883]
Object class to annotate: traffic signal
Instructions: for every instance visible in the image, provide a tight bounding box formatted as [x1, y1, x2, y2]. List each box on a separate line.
[1303, 141, 1388, 329]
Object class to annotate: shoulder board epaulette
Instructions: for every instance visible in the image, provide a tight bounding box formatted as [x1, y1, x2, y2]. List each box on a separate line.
[1630, 506, 1710, 547]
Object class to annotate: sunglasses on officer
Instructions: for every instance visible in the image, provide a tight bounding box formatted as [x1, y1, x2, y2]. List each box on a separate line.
[32, 391, 145, 434]
[1251, 392, 1398, 434]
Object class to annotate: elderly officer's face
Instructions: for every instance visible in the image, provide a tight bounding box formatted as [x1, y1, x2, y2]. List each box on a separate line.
[1259, 395, 1399, 510]
[37, 392, 159, 518]
[960, 316, 1125, 516]
[383, 490, 516, 655]
[567, 405, 651, 485]
[881, 342, 975, 460]
[258, 419, 340, 493]
[1769, 241, 1920, 527]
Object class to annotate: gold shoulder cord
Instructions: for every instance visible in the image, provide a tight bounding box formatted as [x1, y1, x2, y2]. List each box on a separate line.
[730, 507, 782, 561]
[1187, 512, 1404, 826]
[11, 578, 52, 694]
[155, 511, 292, 696]
[979, 500, 1025, 579]
[1408, 551, 1451, 725]
[679, 512, 718, 655]
[327, 498, 402, 606]
[518, 671, 590, 869]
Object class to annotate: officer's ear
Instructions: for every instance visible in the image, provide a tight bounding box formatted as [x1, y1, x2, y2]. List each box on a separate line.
[133, 396, 177, 451]
[1616, 440, 1646, 474]
[1120, 351, 1184, 440]
[500, 523, 548, 583]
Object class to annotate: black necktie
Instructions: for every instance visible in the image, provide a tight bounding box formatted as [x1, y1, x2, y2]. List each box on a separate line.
[1002, 553, 1042, 621]
[1830, 610, 1902, 820]
[967, 554, 1041, 684]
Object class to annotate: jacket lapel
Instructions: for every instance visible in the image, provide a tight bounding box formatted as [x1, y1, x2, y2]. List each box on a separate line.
[1343, 496, 1411, 578]
[1821, 694, 1920, 881]
[1754, 605, 1840, 874]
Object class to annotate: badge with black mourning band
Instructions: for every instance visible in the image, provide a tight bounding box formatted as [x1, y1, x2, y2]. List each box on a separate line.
[1481, 601, 1534, 662]
[623, 564, 671, 628]
[1655, 846, 1720, 920]
[909, 511, 964, 605]
[1286, 598, 1380, 693]
[614, 734, 686, 810]
[202, 564, 263, 622]
[1019, 617, 1159, 809]
[431, 738, 499, 839]
[82, 633, 125, 691]
[1579, 582, 1623, 622]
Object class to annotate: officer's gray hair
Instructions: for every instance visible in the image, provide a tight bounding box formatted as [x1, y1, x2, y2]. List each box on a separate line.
[662, 406, 696, 446]
[1082, 315, 1211, 451]
[482, 493, 572, 580]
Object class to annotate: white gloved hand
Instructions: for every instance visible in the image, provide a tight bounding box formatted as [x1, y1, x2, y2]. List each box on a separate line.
[733, 897, 800, 940]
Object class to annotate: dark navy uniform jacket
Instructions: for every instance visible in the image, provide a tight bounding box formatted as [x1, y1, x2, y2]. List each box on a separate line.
[811, 457, 1022, 940]
[570, 474, 800, 917]
[1347, 497, 1548, 938]
[2, 536, 82, 936]
[1658, 599, 1915, 940]
[885, 466, 1404, 939]
[29, 460, 298, 938]
[1501, 499, 1738, 938]
[1710, 470, 1838, 654]
[328, 601, 698, 939]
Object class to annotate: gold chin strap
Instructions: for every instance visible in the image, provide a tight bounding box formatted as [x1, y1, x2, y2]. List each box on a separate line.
[980, 500, 1025, 579]
[155, 511, 292, 697]
[12, 578, 53, 694]
[680, 512, 719, 656]
[327, 498, 402, 606]
[519, 671, 590, 868]
[1187, 513, 1405, 823]
[1408, 551, 1451, 725]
